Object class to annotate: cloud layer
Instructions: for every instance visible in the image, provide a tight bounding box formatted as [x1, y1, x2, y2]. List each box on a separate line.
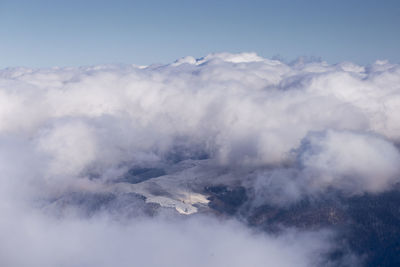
[0, 208, 336, 267]
[1, 53, 400, 192]
[1, 52, 399, 266]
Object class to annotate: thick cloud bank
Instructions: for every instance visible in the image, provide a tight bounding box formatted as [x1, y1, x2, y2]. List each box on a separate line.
[1, 52, 399, 266]
[1, 53, 399, 193]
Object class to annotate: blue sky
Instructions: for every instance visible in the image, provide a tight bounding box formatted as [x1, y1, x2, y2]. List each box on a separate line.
[0, 0, 399, 67]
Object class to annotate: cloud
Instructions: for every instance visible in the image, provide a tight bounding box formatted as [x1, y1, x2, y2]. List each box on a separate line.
[0, 208, 337, 267]
[1, 54, 400, 171]
[251, 129, 400, 206]
[0, 52, 399, 266]
[299, 130, 400, 194]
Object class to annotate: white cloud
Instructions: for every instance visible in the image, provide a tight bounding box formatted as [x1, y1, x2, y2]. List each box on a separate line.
[299, 130, 400, 194]
[0, 52, 398, 266]
[36, 120, 98, 176]
[0, 210, 335, 267]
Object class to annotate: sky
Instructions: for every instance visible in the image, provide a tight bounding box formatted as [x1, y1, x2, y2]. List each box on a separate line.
[1, 2, 400, 265]
[0, 0, 399, 67]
